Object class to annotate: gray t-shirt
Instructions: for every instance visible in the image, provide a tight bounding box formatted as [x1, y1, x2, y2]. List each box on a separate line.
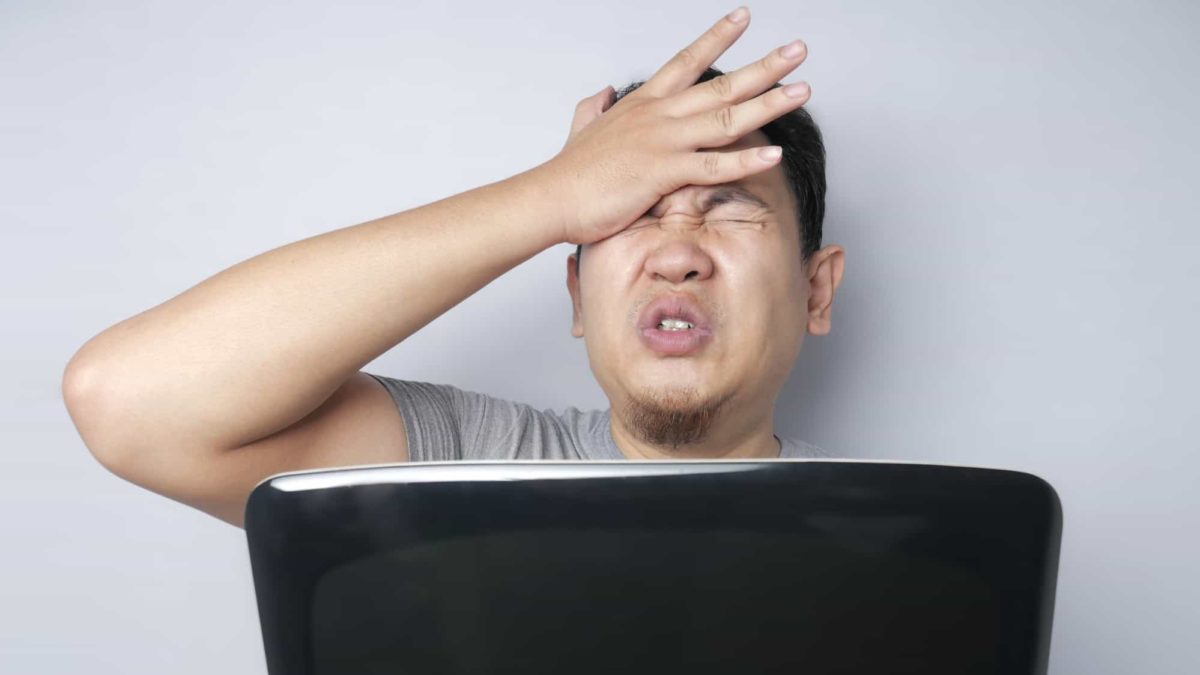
[367, 373, 831, 461]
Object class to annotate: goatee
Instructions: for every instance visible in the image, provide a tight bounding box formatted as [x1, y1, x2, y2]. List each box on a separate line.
[621, 385, 731, 451]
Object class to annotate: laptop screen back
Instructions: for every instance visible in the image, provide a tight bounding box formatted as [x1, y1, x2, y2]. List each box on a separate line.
[245, 461, 1061, 675]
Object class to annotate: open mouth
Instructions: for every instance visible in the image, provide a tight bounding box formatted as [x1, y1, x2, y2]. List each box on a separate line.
[639, 323, 713, 356]
[636, 294, 714, 357]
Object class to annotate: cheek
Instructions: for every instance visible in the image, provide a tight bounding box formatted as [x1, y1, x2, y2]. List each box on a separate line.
[715, 244, 783, 294]
[718, 251, 805, 335]
[579, 280, 627, 343]
[580, 247, 639, 316]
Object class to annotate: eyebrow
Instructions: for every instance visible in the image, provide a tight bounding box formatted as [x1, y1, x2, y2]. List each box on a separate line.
[701, 185, 772, 211]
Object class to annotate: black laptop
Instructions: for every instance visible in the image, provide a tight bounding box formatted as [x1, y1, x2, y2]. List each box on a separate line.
[245, 460, 1062, 675]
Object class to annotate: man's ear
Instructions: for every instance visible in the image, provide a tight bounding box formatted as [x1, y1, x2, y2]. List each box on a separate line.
[806, 244, 845, 336]
[566, 251, 585, 338]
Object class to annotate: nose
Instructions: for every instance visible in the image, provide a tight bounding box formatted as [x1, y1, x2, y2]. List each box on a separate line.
[643, 223, 715, 284]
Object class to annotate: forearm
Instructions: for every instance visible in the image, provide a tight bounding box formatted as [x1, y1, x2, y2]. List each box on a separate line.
[65, 161, 567, 457]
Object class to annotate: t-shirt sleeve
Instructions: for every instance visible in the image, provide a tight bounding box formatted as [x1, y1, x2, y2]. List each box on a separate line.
[365, 373, 575, 462]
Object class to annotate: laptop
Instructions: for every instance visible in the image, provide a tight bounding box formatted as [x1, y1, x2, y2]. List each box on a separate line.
[245, 460, 1062, 675]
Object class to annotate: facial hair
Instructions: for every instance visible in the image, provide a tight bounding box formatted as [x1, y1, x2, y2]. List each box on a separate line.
[620, 384, 732, 451]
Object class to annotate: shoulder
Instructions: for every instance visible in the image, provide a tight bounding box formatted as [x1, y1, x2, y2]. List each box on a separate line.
[366, 374, 607, 460]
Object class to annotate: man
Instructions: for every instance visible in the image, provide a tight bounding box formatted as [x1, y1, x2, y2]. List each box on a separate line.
[62, 6, 846, 528]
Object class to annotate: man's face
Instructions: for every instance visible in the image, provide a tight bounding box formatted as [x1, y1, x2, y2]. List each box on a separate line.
[566, 130, 827, 447]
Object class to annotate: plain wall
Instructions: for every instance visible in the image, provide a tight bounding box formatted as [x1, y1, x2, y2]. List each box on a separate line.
[2, 0, 1197, 672]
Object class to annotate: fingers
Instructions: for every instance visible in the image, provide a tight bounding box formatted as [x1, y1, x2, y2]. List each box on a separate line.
[675, 79, 811, 150]
[636, 7, 751, 99]
[664, 39, 808, 119]
[680, 145, 783, 186]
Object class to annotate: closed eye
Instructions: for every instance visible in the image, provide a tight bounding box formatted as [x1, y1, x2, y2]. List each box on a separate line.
[624, 217, 764, 229]
[709, 218, 768, 229]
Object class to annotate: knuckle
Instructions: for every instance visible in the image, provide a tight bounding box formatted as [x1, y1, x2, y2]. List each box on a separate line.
[674, 46, 698, 68]
[702, 152, 722, 178]
[713, 106, 737, 139]
[627, 101, 654, 122]
[741, 148, 758, 170]
[708, 74, 734, 101]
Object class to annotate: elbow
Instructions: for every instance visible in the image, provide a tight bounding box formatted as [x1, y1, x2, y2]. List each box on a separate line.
[62, 349, 135, 475]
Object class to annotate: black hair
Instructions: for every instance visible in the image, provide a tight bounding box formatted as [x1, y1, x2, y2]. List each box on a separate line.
[574, 66, 826, 273]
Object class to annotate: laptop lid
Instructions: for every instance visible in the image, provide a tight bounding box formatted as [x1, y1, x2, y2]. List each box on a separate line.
[245, 460, 1061, 675]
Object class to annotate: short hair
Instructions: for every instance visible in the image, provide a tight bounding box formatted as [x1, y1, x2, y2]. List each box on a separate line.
[575, 66, 826, 272]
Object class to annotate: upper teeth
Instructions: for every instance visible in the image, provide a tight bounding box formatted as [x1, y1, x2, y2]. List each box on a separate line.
[658, 318, 694, 330]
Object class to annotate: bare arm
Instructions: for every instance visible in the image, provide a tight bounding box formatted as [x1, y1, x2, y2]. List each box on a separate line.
[62, 165, 568, 526]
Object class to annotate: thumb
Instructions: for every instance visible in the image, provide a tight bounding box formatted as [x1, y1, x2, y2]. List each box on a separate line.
[566, 85, 614, 142]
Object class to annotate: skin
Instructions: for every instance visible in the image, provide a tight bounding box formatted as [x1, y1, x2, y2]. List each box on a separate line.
[567, 130, 845, 460]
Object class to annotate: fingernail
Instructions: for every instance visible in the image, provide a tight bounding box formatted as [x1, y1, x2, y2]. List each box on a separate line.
[727, 6, 749, 23]
[758, 146, 782, 161]
[783, 82, 810, 98]
[780, 40, 805, 59]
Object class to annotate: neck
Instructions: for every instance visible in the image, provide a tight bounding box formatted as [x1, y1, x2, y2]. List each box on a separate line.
[608, 404, 781, 460]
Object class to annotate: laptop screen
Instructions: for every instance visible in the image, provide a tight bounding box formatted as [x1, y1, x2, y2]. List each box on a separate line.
[246, 461, 1061, 675]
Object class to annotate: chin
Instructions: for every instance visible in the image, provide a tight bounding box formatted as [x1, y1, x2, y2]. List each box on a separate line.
[621, 380, 733, 448]
[632, 379, 709, 409]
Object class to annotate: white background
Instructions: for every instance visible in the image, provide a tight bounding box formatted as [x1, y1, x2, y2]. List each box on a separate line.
[2, 0, 1197, 672]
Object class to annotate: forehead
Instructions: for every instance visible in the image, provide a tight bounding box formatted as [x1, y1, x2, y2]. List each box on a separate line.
[706, 130, 792, 211]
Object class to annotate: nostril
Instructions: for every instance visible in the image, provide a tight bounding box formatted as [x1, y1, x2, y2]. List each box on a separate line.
[684, 270, 699, 280]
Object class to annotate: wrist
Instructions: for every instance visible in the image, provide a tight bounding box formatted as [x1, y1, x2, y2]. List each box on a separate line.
[513, 158, 575, 247]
